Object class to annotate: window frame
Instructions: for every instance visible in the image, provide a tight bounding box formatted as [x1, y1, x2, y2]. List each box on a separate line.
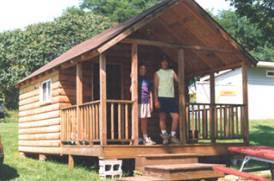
[40, 79, 52, 104]
[266, 70, 274, 78]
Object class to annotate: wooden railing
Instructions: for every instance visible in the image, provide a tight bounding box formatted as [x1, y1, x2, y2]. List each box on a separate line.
[107, 100, 133, 143]
[187, 103, 246, 142]
[61, 100, 133, 145]
[61, 100, 100, 144]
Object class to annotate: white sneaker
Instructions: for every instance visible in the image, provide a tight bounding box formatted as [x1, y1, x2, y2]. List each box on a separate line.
[144, 137, 156, 145]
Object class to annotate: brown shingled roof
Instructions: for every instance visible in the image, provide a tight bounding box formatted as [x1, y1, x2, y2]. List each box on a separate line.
[18, 0, 177, 85]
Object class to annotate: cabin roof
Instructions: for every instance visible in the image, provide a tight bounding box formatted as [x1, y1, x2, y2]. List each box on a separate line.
[18, 0, 257, 86]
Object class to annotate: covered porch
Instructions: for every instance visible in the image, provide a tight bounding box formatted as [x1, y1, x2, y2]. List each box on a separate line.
[59, 37, 250, 147]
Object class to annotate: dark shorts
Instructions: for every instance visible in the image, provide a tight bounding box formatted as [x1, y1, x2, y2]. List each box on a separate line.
[158, 97, 178, 113]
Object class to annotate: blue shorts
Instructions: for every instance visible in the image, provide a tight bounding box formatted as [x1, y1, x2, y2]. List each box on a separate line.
[158, 97, 178, 113]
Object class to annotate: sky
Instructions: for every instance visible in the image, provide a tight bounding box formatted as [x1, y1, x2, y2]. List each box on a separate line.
[0, 0, 232, 32]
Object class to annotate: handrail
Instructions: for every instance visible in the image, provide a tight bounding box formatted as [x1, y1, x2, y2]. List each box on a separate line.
[79, 100, 100, 107]
[107, 99, 134, 104]
[188, 103, 246, 106]
[61, 100, 133, 111]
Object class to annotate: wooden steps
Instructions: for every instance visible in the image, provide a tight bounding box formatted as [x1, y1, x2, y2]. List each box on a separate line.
[144, 163, 224, 180]
[119, 176, 164, 181]
[120, 153, 225, 181]
[135, 153, 201, 172]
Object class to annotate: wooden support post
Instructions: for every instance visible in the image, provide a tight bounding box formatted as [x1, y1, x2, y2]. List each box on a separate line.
[210, 73, 216, 143]
[242, 64, 249, 144]
[39, 154, 47, 161]
[19, 152, 26, 158]
[90, 63, 94, 100]
[99, 53, 107, 145]
[68, 155, 74, 169]
[131, 43, 139, 145]
[76, 63, 83, 143]
[178, 49, 187, 144]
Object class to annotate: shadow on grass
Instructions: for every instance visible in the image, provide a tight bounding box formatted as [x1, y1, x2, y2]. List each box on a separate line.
[0, 164, 19, 181]
[250, 125, 274, 147]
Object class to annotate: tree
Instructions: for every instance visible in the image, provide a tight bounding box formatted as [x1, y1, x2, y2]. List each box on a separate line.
[227, 0, 274, 44]
[80, 0, 160, 22]
[0, 9, 112, 108]
[215, 10, 274, 61]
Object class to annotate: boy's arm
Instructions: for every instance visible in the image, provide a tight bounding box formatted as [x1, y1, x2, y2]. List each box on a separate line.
[150, 91, 154, 111]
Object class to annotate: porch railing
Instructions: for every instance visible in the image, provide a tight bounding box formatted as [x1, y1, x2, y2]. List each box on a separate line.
[187, 103, 246, 142]
[61, 100, 100, 144]
[61, 100, 133, 145]
[107, 100, 133, 143]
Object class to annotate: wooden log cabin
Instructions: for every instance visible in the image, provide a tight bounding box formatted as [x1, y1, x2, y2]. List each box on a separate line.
[17, 0, 256, 169]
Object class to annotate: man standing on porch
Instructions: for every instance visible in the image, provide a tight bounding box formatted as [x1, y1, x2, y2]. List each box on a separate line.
[154, 57, 180, 145]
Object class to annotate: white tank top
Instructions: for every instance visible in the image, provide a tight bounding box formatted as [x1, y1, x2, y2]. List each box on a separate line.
[156, 69, 175, 98]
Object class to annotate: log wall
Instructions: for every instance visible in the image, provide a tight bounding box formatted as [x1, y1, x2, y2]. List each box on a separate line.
[18, 71, 62, 153]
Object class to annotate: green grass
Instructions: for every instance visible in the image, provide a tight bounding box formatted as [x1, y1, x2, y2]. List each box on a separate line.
[0, 111, 100, 181]
[0, 110, 274, 180]
[249, 120, 274, 147]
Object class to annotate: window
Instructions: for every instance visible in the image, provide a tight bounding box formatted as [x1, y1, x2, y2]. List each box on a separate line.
[41, 80, 51, 103]
[266, 70, 274, 78]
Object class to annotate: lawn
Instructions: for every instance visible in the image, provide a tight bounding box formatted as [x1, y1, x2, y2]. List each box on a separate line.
[0, 111, 273, 180]
[0, 111, 100, 181]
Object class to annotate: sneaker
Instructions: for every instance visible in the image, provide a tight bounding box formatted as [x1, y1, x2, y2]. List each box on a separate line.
[138, 138, 143, 144]
[161, 133, 170, 145]
[170, 136, 180, 144]
[144, 137, 156, 146]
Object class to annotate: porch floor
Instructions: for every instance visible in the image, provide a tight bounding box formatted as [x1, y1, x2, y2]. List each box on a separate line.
[61, 143, 246, 159]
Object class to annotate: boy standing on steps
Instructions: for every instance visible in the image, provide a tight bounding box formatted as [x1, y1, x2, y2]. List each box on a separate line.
[154, 58, 180, 145]
[138, 64, 156, 145]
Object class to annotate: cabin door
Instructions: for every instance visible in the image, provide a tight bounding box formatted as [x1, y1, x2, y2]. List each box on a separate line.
[93, 64, 122, 100]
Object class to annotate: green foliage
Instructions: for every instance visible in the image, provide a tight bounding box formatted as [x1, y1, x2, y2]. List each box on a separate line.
[80, 0, 160, 22]
[215, 10, 274, 61]
[227, 0, 274, 44]
[0, 9, 112, 109]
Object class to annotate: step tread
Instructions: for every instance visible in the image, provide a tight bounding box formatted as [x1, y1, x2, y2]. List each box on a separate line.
[138, 153, 204, 158]
[119, 176, 163, 181]
[145, 163, 224, 171]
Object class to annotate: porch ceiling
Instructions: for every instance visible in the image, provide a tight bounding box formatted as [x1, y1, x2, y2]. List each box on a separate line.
[132, 1, 253, 78]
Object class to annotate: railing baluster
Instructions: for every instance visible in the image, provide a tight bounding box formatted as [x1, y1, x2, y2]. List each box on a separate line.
[111, 103, 114, 140]
[125, 104, 129, 140]
[118, 103, 122, 140]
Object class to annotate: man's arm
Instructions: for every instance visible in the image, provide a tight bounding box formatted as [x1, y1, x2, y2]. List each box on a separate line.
[173, 71, 179, 82]
[154, 73, 160, 108]
[154, 73, 159, 100]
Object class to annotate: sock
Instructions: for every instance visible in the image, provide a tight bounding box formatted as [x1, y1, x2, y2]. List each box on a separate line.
[171, 131, 176, 137]
[161, 130, 167, 135]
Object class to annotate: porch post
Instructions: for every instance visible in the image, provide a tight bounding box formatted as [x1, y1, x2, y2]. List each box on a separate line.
[131, 43, 139, 145]
[99, 53, 107, 145]
[178, 48, 187, 144]
[242, 63, 249, 144]
[210, 73, 216, 143]
[76, 63, 83, 142]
